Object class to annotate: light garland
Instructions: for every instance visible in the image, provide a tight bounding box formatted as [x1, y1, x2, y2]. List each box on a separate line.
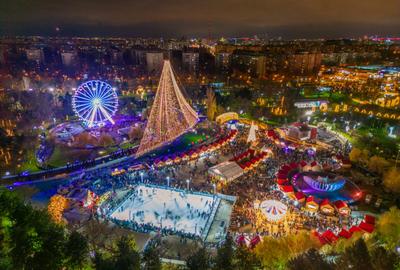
[72, 80, 118, 127]
[136, 60, 199, 157]
[48, 194, 68, 224]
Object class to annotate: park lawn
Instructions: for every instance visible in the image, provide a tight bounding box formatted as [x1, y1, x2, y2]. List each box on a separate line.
[120, 141, 139, 150]
[18, 149, 41, 173]
[47, 146, 92, 167]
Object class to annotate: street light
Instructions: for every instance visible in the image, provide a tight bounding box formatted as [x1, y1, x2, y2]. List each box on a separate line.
[166, 176, 170, 187]
[140, 172, 144, 183]
[186, 179, 190, 190]
[212, 183, 216, 194]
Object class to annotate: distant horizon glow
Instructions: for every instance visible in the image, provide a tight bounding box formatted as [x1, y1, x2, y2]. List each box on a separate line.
[1, 0, 399, 38]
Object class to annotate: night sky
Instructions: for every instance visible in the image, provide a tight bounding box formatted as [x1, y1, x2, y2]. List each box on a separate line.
[1, 0, 400, 38]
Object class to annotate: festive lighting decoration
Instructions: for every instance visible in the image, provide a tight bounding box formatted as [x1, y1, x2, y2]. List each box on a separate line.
[72, 80, 118, 127]
[136, 60, 199, 157]
[47, 194, 68, 224]
[259, 200, 287, 222]
[303, 174, 346, 192]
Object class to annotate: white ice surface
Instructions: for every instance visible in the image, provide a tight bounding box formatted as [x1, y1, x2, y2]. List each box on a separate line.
[110, 185, 219, 236]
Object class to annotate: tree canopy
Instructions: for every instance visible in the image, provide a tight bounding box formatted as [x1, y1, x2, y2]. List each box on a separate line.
[0, 188, 89, 270]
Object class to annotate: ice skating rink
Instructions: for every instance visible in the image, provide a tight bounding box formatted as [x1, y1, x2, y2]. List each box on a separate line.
[110, 185, 220, 236]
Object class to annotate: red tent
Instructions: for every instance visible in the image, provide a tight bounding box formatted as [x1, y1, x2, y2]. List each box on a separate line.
[306, 196, 316, 203]
[321, 230, 338, 243]
[278, 168, 290, 174]
[333, 200, 348, 209]
[358, 221, 374, 233]
[320, 198, 331, 206]
[299, 160, 308, 167]
[250, 235, 262, 248]
[250, 158, 258, 164]
[276, 179, 289, 185]
[349, 226, 362, 234]
[289, 162, 298, 169]
[276, 173, 288, 179]
[338, 229, 352, 239]
[364, 215, 376, 225]
[279, 185, 294, 193]
[236, 235, 249, 246]
[295, 191, 306, 201]
[310, 161, 318, 167]
[316, 234, 328, 245]
[281, 165, 291, 171]
[267, 130, 276, 137]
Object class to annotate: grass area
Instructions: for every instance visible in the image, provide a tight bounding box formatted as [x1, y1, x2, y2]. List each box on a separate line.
[301, 91, 348, 104]
[120, 141, 139, 150]
[302, 92, 331, 99]
[181, 133, 207, 145]
[47, 146, 92, 167]
[18, 149, 41, 173]
[239, 112, 254, 120]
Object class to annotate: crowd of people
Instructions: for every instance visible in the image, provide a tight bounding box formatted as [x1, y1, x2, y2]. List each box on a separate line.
[49, 121, 361, 247]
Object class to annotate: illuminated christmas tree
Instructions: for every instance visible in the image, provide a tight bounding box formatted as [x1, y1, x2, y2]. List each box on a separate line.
[136, 60, 199, 157]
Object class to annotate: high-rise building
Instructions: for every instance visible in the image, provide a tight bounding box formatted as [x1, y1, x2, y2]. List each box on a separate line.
[215, 52, 231, 71]
[288, 52, 322, 75]
[25, 48, 44, 64]
[231, 52, 266, 78]
[134, 50, 147, 65]
[0, 46, 6, 67]
[61, 50, 79, 67]
[182, 52, 199, 73]
[110, 48, 124, 65]
[146, 52, 164, 73]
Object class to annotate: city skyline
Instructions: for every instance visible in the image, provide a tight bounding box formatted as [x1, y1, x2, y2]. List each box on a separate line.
[1, 0, 400, 38]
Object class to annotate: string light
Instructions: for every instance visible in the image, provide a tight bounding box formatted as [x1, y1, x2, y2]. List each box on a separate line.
[136, 60, 199, 157]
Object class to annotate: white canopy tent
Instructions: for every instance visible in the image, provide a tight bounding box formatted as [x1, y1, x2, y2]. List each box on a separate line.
[208, 161, 244, 182]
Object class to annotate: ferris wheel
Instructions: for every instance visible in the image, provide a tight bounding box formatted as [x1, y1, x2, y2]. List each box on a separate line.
[72, 80, 118, 127]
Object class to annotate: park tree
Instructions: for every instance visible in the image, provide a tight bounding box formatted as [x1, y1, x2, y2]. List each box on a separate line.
[326, 231, 364, 254]
[383, 167, 400, 193]
[214, 236, 234, 270]
[367, 156, 390, 175]
[142, 244, 161, 270]
[349, 147, 369, 164]
[234, 245, 260, 270]
[98, 133, 115, 147]
[64, 231, 89, 269]
[186, 247, 211, 270]
[128, 126, 143, 141]
[335, 238, 372, 270]
[370, 246, 399, 270]
[287, 248, 333, 270]
[0, 188, 89, 270]
[254, 231, 320, 270]
[375, 207, 400, 251]
[94, 235, 140, 270]
[113, 236, 141, 270]
[74, 132, 97, 146]
[349, 147, 362, 162]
